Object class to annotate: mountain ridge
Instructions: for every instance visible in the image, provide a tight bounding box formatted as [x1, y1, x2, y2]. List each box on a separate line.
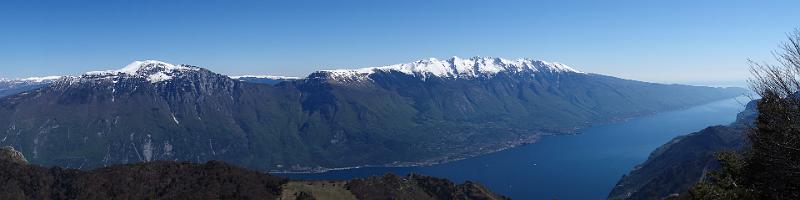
[316, 56, 582, 82]
[0, 58, 748, 172]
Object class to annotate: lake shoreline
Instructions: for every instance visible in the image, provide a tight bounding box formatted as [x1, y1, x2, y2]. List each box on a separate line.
[269, 96, 746, 174]
[270, 133, 544, 174]
[272, 96, 747, 199]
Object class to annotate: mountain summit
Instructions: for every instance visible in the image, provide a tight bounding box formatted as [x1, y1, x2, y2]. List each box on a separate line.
[84, 60, 201, 83]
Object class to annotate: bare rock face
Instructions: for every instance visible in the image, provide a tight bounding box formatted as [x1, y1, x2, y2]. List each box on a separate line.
[0, 146, 28, 164]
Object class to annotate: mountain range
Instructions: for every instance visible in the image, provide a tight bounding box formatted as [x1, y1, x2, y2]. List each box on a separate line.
[0, 57, 747, 172]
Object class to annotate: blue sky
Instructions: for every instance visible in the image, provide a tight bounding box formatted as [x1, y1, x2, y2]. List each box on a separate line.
[1, 0, 798, 85]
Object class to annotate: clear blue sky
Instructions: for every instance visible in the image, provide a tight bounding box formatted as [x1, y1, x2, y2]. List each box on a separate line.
[1, 0, 798, 84]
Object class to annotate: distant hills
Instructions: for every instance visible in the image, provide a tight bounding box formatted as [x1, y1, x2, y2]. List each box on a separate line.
[230, 75, 301, 85]
[0, 57, 747, 172]
[0, 76, 60, 98]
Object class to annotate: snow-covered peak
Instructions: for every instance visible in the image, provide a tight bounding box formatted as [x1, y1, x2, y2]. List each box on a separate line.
[119, 60, 187, 74]
[318, 56, 582, 81]
[85, 60, 199, 83]
[0, 76, 63, 84]
[21, 76, 63, 83]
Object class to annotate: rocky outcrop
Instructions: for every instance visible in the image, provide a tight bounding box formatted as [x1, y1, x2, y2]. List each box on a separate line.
[0, 146, 28, 164]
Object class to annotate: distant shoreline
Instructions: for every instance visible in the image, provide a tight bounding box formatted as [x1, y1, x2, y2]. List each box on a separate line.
[267, 113, 647, 174]
[269, 133, 544, 174]
[268, 96, 746, 174]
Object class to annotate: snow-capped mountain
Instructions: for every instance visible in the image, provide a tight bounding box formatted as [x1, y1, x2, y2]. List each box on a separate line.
[83, 60, 201, 83]
[17, 76, 64, 83]
[0, 76, 63, 98]
[314, 56, 582, 82]
[0, 57, 746, 172]
[0, 76, 63, 84]
[17, 57, 579, 86]
[230, 56, 581, 84]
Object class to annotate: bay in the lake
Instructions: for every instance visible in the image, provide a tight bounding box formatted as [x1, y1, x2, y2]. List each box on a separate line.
[281, 96, 749, 200]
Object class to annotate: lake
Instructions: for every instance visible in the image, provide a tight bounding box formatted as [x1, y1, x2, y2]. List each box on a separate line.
[281, 96, 749, 200]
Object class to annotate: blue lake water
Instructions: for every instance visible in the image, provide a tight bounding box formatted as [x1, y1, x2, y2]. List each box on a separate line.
[281, 97, 749, 200]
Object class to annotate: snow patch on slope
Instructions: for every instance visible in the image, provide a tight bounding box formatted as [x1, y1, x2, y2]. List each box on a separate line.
[171, 114, 180, 125]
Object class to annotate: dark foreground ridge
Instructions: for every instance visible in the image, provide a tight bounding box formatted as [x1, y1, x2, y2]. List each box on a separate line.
[0, 147, 507, 200]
